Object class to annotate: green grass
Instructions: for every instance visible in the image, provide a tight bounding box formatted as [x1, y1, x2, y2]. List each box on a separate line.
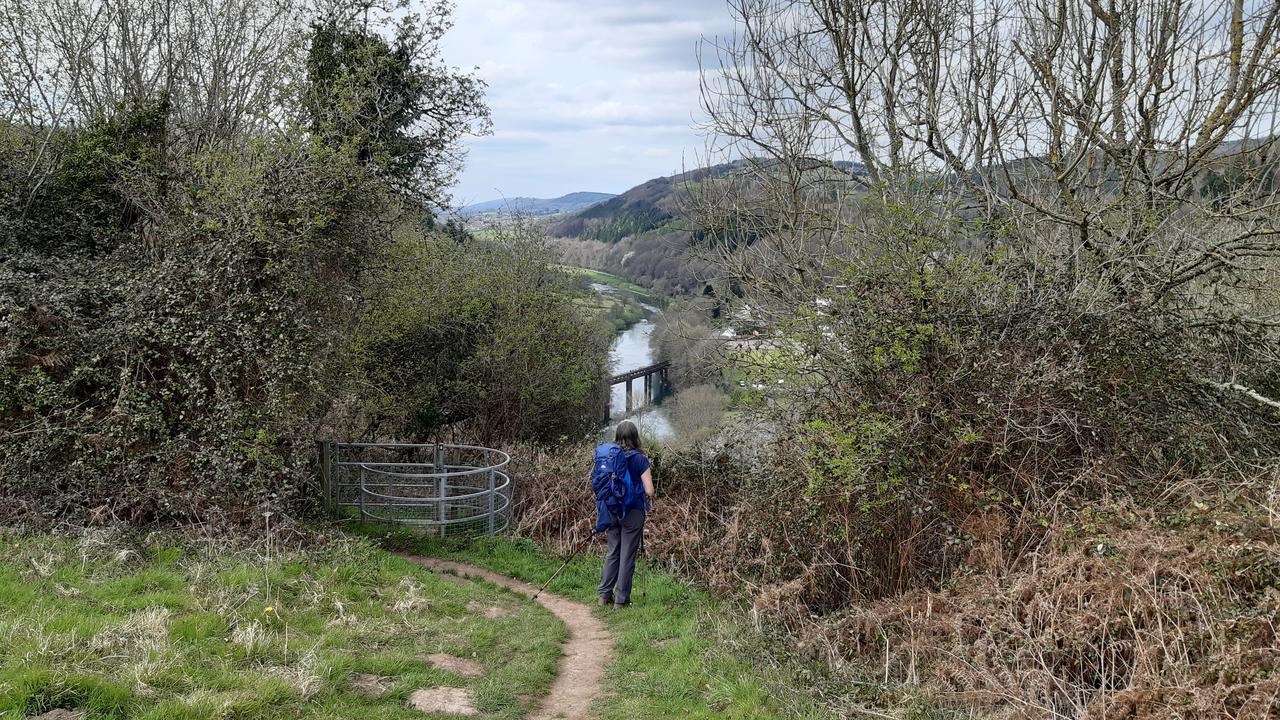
[573, 292, 646, 334]
[0, 531, 562, 719]
[1, 528, 835, 719]
[363, 530, 835, 720]
[557, 265, 661, 305]
[561, 265, 652, 333]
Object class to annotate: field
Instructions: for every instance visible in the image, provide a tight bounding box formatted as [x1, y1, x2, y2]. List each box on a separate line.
[557, 266, 660, 304]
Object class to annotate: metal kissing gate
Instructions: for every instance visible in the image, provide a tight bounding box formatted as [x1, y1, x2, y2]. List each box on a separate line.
[319, 442, 512, 535]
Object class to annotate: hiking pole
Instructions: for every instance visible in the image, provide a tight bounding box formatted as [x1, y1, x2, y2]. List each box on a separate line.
[531, 531, 596, 600]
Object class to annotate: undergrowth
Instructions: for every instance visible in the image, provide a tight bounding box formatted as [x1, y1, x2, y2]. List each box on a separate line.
[501, 436, 1280, 718]
[770, 490, 1280, 719]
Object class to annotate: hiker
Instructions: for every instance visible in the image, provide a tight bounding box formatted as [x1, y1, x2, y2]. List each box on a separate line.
[597, 420, 654, 608]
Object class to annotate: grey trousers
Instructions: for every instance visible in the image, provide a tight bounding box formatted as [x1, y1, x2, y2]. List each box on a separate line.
[598, 507, 646, 604]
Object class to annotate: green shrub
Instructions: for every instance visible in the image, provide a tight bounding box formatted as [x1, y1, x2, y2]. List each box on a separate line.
[350, 223, 609, 443]
[0, 2, 608, 525]
[0, 113, 379, 523]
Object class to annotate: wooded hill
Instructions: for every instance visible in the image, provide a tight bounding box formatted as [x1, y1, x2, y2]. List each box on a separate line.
[548, 159, 865, 295]
[459, 191, 615, 216]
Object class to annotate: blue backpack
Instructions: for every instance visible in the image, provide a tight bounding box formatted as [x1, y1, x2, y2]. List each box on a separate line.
[591, 442, 640, 532]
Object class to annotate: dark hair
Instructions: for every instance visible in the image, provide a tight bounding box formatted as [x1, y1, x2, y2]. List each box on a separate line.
[615, 420, 641, 452]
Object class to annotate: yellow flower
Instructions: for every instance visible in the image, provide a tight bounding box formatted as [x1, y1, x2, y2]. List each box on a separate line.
[264, 606, 274, 614]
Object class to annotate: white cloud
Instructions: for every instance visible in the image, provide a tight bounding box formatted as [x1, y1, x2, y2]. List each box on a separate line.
[437, 0, 734, 203]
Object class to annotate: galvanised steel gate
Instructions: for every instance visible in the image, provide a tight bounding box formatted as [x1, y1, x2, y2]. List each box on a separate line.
[319, 442, 511, 535]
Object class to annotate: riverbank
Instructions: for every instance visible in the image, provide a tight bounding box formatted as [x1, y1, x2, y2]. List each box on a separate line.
[564, 266, 650, 335]
[556, 266, 661, 306]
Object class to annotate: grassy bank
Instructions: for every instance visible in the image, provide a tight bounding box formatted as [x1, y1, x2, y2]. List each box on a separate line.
[0, 531, 562, 719]
[365, 529, 835, 720]
[562, 265, 654, 334]
[557, 266, 660, 305]
[0, 528, 835, 720]
[572, 290, 646, 334]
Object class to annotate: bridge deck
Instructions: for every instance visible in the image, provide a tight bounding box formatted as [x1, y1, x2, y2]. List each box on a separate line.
[608, 361, 670, 385]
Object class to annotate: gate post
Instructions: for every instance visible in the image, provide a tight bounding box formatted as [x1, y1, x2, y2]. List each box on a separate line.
[334, 443, 343, 507]
[487, 469, 496, 536]
[435, 443, 447, 536]
[358, 464, 366, 526]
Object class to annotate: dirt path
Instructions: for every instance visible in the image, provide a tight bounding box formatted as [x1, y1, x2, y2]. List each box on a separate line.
[400, 555, 612, 720]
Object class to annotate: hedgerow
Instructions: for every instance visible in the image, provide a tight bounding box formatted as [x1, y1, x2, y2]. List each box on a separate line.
[0, 0, 605, 525]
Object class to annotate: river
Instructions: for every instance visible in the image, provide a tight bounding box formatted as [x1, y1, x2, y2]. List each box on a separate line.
[591, 282, 672, 439]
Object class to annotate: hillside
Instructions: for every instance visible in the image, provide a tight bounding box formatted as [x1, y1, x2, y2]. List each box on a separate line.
[550, 161, 734, 242]
[460, 191, 614, 216]
[549, 159, 865, 242]
[548, 159, 866, 296]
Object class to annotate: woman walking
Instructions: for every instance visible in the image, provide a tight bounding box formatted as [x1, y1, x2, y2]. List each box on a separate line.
[598, 420, 654, 608]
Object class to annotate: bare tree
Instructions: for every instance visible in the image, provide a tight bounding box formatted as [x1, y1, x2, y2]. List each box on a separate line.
[0, 0, 307, 139]
[0, 0, 489, 211]
[694, 0, 1280, 410]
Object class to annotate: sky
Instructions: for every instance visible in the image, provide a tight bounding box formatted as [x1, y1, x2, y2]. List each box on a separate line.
[439, 0, 736, 205]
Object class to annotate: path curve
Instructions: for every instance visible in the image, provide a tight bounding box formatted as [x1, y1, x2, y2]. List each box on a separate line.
[399, 555, 612, 720]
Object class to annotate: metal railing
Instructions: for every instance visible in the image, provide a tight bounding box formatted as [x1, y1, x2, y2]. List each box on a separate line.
[319, 442, 511, 536]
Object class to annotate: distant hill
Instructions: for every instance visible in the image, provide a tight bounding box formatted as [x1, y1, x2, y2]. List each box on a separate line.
[548, 159, 867, 296]
[548, 148, 1276, 297]
[549, 159, 864, 243]
[460, 192, 615, 217]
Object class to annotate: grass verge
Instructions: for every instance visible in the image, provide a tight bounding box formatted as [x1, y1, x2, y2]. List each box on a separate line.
[0, 530, 561, 719]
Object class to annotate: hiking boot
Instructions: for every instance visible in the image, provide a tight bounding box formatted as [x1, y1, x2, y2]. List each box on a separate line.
[598, 594, 613, 607]
[613, 600, 630, 610]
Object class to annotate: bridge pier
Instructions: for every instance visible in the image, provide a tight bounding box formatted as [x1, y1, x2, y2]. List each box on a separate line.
[609, 361, 672, 420]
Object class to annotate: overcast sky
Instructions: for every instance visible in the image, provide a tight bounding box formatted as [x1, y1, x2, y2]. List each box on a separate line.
[440, 0, 735, 205]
